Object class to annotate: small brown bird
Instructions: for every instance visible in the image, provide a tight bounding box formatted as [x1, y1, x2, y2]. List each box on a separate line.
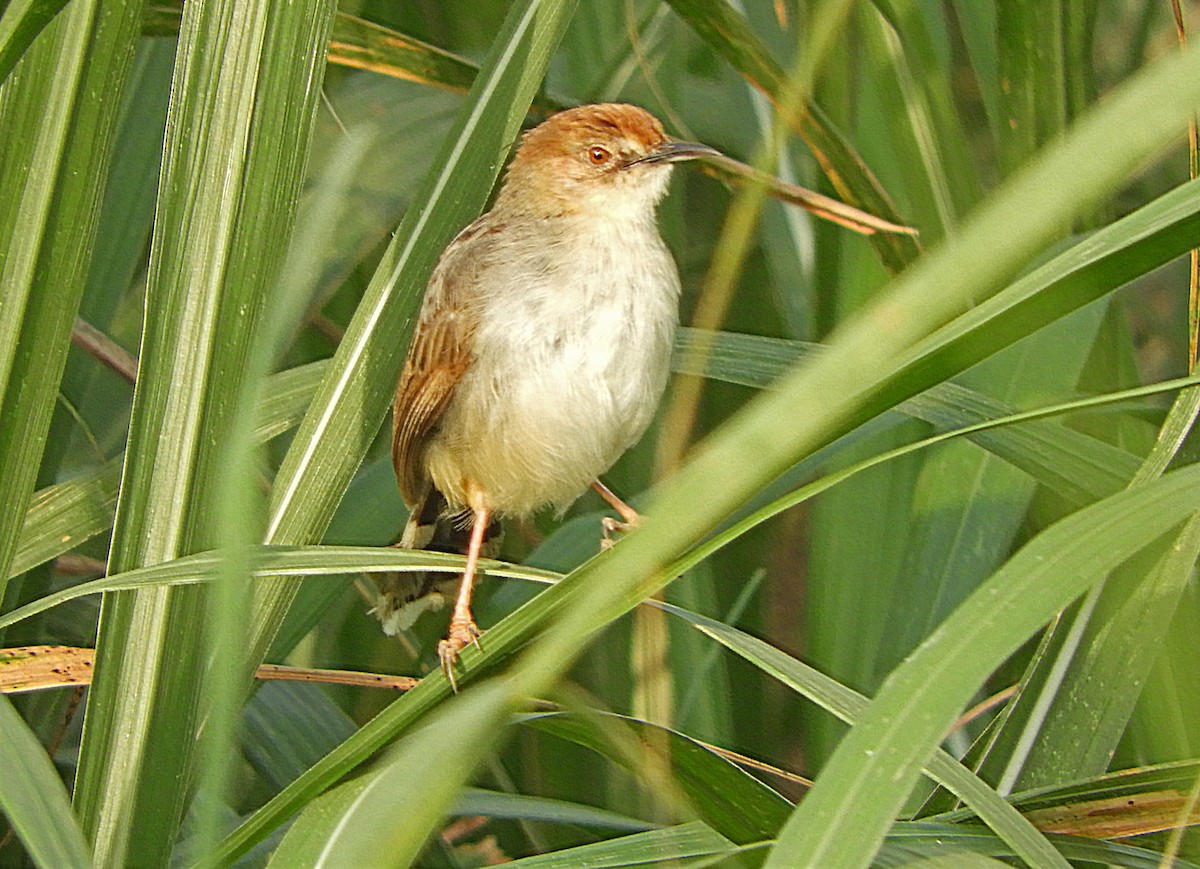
[374, 103, 717, 684]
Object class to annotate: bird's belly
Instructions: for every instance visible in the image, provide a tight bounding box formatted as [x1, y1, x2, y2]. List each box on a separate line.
[427, 297, 675, 517]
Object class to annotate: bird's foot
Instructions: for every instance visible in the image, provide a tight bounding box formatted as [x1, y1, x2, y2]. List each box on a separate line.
[600, 513, 642, 550]
[438, 615, 481, 692]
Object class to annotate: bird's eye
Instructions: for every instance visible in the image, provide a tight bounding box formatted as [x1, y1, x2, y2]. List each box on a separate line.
[587, 146, 612, 165]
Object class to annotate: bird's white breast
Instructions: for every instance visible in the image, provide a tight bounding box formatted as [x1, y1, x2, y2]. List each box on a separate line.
[426, 214, 680, 517]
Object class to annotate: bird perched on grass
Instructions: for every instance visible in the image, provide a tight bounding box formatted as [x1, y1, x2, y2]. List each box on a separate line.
[374, 103, 717, 686]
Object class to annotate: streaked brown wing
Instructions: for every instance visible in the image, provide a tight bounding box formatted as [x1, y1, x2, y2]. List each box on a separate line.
[391, 219, 491, 506]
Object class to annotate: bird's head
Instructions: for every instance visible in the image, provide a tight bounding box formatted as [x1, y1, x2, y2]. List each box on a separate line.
[498, 103, 718, 221]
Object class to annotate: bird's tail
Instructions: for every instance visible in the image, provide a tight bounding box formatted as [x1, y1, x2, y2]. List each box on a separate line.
[372, 488, 503, 635]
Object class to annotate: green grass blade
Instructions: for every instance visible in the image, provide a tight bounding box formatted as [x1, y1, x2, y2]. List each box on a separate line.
[869, 0, 984, 223]
[862, 175, 1200, 441]
[9, 361, 325, 579]
[145, 5, 485, 97]
[652, 604, 1068, 869]
[11, 463, 121, 579]
[687, 161, 1200, 507]
[996, 0, 1065, 174]
[524, 711, 791, 843]
[970, 388, 1200, 794]
[71, 0, 337, 863]
[0, 0, 145, 596]
[667, 0, 920, 272]
[946, 1, 998, 134]
[991, 386, 1200, 791]
[986, 516, 1200, 796]
[886, 823, 1196, 869]
[276, 679, 515, 867]
[0, 547, 557, 630]
[932, 758, 1200, 833]
[658, 376, 1197, 593]
[766, 465, 1200, 866]
[241, 681, 356, 792]
[676, 329, 1140, 506]
[0, 0, 70, 84]
[327, 12, 478, 92]
[0, 695, 91, 869]
[452, 788, 653, 831]
[879, 308, 1105, 677]
[499, 822, 737, 867]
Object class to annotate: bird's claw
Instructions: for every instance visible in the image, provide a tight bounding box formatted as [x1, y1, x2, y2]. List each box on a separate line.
[438, 616, 481, 692]
[600, 515, 640, 551]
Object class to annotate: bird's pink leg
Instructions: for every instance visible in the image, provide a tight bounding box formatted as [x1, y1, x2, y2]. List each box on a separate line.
[438, 505, 490, 690]
[592, 480, 640, 549]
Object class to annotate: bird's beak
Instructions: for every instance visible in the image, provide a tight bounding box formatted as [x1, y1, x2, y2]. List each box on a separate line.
[629, 139, 722, 166]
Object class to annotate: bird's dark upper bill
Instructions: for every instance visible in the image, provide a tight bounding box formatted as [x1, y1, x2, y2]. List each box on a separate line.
[629, 140, 721, 165]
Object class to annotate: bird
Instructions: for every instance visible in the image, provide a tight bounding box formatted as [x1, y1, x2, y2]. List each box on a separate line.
[373, 103, 718, 687]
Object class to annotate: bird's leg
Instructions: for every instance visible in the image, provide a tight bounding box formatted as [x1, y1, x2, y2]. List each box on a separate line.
[438, 505, 490, 691]
[592, 480, 641, 550]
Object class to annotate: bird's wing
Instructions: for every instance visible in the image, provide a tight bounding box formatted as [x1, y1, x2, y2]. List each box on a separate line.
[391, 218, 492, 507]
